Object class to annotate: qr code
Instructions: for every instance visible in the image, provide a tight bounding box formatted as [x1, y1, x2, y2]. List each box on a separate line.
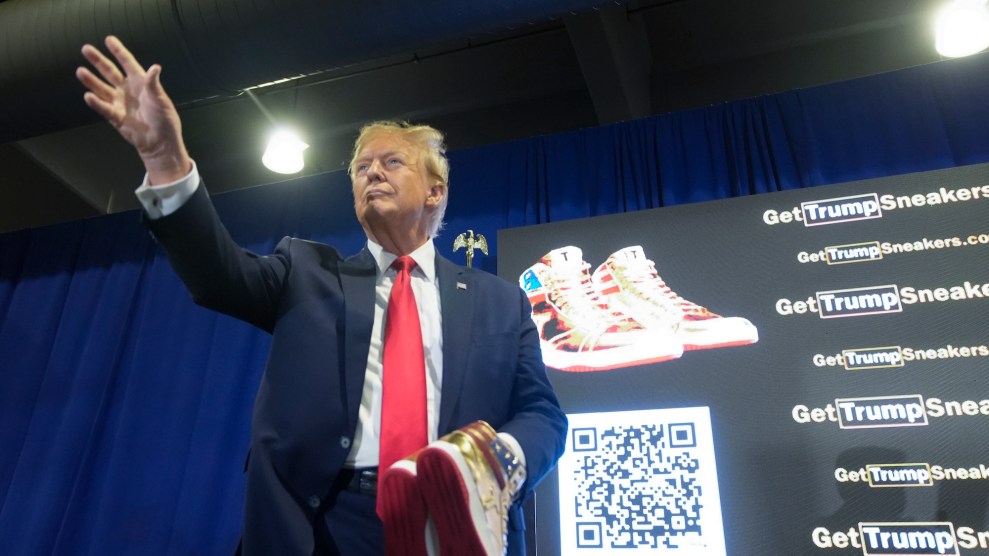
[558, 407, 726, 555]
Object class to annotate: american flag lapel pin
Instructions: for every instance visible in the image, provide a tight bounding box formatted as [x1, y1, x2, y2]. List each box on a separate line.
[456, 281, 467, 291]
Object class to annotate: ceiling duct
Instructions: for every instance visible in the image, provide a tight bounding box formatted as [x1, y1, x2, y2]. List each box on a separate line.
[0, 0, 618, 144]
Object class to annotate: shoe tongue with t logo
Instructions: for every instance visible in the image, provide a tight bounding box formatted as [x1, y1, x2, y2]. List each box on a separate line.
[612, 245, 649, 268]
[543, 246, 584, 270]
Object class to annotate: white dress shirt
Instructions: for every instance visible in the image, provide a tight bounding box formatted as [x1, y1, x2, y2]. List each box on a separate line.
[349, 238, 443, 466]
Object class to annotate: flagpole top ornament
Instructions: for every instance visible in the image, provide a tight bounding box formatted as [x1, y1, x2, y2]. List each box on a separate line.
[453, 230, 489, 268]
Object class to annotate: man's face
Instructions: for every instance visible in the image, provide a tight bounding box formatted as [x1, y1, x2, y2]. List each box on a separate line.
[351, 133, 442, 243]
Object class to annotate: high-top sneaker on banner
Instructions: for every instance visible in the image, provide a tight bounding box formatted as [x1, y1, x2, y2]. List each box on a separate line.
[592, 246, 759, 350]
[519, 246, 683, 372]
[415, 421, 526, 556]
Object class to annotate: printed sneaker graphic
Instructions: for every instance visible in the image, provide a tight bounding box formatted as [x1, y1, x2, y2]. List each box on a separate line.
[519, 246, 683, 372]
[592, 246, 759, 350]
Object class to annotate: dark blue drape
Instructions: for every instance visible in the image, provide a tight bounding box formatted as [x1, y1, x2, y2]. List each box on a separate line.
[2, 52, 988, 554]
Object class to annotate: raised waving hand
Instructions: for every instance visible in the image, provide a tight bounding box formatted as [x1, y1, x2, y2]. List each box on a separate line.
[76, 36, 191, 184]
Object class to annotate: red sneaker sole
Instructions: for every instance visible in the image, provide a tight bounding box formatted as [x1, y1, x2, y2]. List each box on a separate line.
[378, 466, 429, 556]
[417, 446, 490, 555]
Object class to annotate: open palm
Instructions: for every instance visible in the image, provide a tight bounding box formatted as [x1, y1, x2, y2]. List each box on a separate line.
[76, 35, 190, 183]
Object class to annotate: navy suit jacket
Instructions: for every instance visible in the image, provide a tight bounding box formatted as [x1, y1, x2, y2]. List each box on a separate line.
[147, 186, 567, 555]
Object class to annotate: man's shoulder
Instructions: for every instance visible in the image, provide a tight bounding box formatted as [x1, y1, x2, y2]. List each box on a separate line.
[275, 237, 372, 270]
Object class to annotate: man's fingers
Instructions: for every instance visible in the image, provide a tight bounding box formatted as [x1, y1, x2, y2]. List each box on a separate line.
[81, 43, 126, 87]
[105, 35, 146, 79]
[82, 91, 121, 125]
[75, 66, 118, 102]
[145, 64, 166, 96]
[77, 63, 124, 127]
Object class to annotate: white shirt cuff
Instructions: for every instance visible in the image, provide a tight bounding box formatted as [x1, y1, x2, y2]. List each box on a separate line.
[134, 162, 200, 219]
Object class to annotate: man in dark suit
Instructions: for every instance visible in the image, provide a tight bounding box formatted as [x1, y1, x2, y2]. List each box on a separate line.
[77, 36, 567, 555]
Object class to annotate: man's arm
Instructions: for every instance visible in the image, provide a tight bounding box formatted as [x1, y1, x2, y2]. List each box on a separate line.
[500, 288, 568, 496]
[77, 36, 289, 331]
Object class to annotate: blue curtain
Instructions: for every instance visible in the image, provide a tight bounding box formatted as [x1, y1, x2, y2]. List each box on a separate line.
[2, 52, 988, 554]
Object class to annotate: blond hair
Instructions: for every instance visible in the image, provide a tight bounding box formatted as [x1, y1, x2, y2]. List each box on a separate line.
[349, 121, 449, 236]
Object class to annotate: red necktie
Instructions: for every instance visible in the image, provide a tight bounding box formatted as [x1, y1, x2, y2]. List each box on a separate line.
[379, 255, 428, 483]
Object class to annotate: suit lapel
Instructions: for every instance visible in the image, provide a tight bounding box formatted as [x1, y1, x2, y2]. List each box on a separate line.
[339, 248, 377, 432]
[436, 254, 473, 434]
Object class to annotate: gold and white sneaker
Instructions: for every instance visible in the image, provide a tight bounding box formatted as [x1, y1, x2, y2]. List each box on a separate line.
[592, 246, 758, 350]
[415, 421, 526, 556]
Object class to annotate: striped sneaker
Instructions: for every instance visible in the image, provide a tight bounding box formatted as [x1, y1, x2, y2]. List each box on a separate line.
[519, 246, 682, 372]
[592, 246, 758, 350]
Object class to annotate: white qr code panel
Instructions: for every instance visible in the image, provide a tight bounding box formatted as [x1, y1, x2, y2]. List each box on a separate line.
[558, 407, 726, 555]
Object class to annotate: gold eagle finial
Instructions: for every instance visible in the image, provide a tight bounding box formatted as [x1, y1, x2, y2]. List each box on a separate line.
[453, 230, 488, 268]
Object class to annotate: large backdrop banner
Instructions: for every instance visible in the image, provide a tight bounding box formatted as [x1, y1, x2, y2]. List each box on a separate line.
[1, 52, 988, 554]
[500, 161, 989, 555]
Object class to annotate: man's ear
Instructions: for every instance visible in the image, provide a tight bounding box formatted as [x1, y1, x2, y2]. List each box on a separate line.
[426, 184, 446, 207]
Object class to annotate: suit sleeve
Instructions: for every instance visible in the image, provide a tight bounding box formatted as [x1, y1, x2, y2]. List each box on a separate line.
[498, 287, 568, 496]
[144, 184, 290, 332]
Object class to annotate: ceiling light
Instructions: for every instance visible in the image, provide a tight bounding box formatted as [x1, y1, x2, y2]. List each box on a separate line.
[935, 0, 989, 57]
[246, 88, 309, 174]
[262, 129, 309, 174]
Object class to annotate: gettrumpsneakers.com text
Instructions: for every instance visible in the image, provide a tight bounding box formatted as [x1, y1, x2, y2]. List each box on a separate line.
[760, 184, 989, 555]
